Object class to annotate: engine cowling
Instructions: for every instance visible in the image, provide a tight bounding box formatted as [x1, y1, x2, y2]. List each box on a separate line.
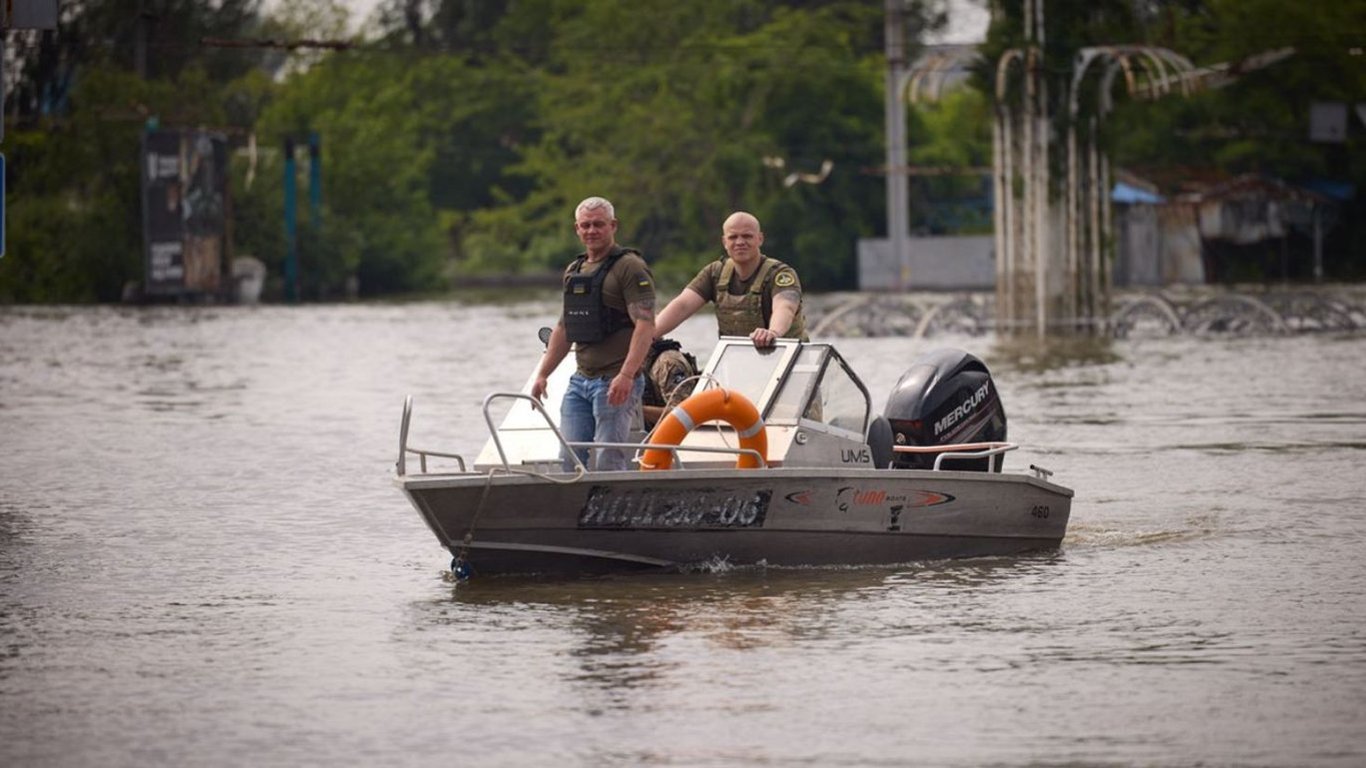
[882, 348, 1006, 472]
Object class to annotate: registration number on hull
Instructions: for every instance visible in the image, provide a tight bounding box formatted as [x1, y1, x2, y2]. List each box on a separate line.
[579, 485, 771, 529]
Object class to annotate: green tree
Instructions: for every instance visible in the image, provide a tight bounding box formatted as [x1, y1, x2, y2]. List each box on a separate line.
[6, 0, 265, 117]
[1, 66, 235, 302]
[907, 87, 995, 234]
[249, 48, 538, 295]
[460, 0, 887, 290]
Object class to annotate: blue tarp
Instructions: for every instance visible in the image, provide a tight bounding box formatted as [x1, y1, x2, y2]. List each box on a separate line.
[1112, 182, 1165, 205]
[1302, 179, 1355, 202]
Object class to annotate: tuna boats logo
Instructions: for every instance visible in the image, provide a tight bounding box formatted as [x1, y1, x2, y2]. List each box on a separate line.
[835, 486, 956, 513]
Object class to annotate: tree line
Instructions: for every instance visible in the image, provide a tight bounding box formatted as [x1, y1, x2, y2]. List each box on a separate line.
[1, 0, 1362, 303]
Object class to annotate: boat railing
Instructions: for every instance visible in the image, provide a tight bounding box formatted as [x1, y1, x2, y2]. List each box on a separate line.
[405, 395, 1023, 477]
[399, 394, 770, 478]
[539, 441, 767, 471]
[892, 441, 1018, 472]
[480, 392, 768, 474]
[397, 395, 468, 477]
[481, 392, 589, 474]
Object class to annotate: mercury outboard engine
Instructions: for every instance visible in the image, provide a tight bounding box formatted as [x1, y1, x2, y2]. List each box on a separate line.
[881, 348, 1006, 472]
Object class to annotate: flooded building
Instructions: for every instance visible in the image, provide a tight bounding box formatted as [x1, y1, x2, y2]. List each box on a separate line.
[1114, 172, 1342, 286]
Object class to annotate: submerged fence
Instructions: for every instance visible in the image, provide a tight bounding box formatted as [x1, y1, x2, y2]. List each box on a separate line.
[806, 287, 1366, 339]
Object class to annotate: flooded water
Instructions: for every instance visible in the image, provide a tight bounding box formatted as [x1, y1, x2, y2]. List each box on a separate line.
[2, 299, 1365, 767]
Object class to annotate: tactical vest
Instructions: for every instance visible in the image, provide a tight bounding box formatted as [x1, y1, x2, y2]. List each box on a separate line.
[563, 248, 637, 344]
[713, 257, 809, 340]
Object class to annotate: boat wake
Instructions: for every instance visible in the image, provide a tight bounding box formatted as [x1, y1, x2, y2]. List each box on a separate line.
[680, 555, 742, 574]
[1065, 522, 1218, 549]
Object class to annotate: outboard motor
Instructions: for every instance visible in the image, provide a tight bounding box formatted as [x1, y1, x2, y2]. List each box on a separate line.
[882, 348, 1006, 472]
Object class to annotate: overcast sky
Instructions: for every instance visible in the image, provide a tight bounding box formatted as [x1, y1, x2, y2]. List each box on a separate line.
[934, 0, 991, 44]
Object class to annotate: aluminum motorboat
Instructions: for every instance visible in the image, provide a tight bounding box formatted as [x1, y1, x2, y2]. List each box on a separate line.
[395, 337, 1073, 577]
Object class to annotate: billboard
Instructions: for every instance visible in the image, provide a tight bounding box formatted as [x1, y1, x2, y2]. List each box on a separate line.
[141, 130, 229, 296]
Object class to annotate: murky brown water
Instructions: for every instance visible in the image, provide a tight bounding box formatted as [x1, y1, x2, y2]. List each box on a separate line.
[2, 300, 1364, 766]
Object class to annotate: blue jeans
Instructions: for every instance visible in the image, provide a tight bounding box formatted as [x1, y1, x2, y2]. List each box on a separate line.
[559, 372, 644, 471]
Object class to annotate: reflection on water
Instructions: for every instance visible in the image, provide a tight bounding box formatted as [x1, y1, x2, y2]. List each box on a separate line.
[989, 333, 1124, 373]
[2, 303, 1365, 767]
[430, 556, 1082, 724]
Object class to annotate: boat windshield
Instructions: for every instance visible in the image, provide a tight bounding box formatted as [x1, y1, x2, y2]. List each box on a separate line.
[700, 339, 870, 434]
[767, 345, 822, 422]
[704, 340, 794, 411]
[767, 344, 871, 434]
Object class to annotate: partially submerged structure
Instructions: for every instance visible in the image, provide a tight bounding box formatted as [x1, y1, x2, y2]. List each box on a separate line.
[1113, 172, 1342, 286]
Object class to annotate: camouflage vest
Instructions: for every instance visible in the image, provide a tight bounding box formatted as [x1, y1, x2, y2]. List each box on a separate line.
[713, 256, 808, 340]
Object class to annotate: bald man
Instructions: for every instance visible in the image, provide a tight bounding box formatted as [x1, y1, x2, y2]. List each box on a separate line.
[654, 211, 808, 347]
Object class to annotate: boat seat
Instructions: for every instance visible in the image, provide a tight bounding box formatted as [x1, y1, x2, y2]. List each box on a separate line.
[867, 415, 894, 469]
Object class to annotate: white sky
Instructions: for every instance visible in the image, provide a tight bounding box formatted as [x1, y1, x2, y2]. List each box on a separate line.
[339, 0, 383, 33]
[933, 0, 991, 44]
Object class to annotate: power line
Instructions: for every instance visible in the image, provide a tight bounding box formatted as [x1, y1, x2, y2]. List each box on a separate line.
[199, 36, 356, 52]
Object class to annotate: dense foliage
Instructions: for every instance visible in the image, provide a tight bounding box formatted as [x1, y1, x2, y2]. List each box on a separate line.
[2, 0, 1364, 302]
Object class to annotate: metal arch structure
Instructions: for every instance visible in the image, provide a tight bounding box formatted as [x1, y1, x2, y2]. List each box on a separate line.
[993, 48, 1024, 339]
[1109, 293, 1185, 338]
[1065, 46, 1197, 338]
[1262, 292, 1363, 332]
[887, 4, 1285, 339]
[901, 44, 981, 106]
[1063, 45, 1294, 334]
[804, 293, 992, 339]
[1183, 294, 1290, 336]
[1106, 290, 1364, 338]
[995, 19, 1208, 340]
[912, 296, 991, 338]
[992, 0, 1052, 339]
[993, 47, 1034, 337]
[805, 288, 1364, 339]
[808, 293, 926, 338]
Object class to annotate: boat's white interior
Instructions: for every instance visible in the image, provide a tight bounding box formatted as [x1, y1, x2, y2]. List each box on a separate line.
[472, 337, 876, 471]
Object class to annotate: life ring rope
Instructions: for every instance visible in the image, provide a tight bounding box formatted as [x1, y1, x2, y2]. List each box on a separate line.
[639, 388, 767, 470]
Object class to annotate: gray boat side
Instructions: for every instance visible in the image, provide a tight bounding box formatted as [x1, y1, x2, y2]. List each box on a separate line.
[399, 466, 1070, 575]
[394, 337, 1075, 576]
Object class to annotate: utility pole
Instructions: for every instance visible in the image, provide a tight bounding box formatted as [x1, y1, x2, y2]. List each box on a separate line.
[284, 138, 299, 303]
[884, 0, 910, 291]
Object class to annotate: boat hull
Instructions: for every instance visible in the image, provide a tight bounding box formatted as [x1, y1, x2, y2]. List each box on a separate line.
[398, 467, 1072, 576]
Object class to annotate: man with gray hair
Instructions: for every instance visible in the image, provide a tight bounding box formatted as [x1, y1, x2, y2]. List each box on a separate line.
[532, 197, 657, 471]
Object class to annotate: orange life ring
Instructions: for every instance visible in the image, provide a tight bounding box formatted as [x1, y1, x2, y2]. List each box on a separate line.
[639, 388, 767, 470]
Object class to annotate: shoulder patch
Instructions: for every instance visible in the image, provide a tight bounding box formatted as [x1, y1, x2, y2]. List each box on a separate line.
[774, 270, 797, 288]
[636, 272, 654, 288]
